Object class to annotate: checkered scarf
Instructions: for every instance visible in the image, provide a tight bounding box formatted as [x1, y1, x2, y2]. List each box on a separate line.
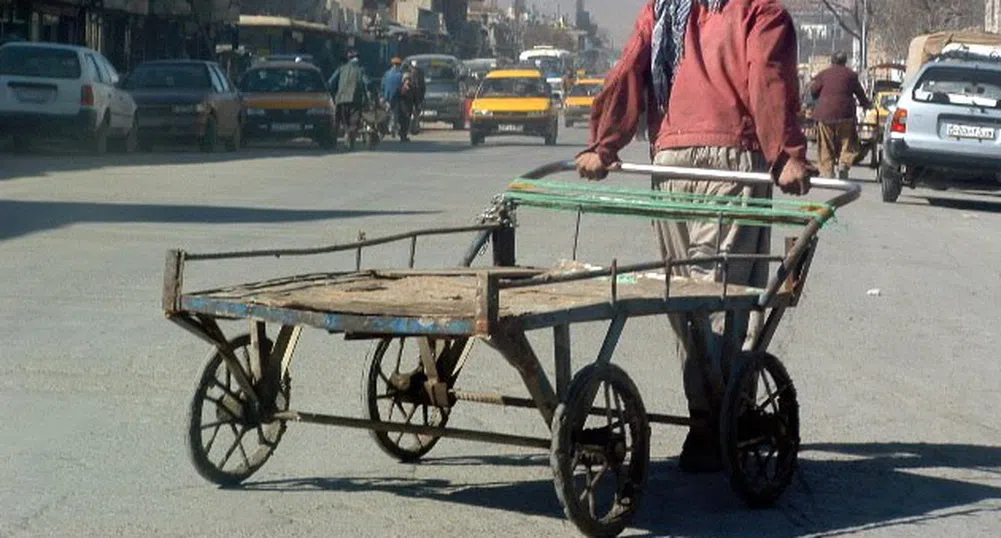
[651, 0, 729, 109]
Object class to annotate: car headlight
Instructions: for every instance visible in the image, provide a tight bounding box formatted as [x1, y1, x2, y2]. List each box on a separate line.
[473, 109, 493, 117]
[246, 108, 266, 116]
[173, 103, 207, 114]
[306, 108, 332, 116]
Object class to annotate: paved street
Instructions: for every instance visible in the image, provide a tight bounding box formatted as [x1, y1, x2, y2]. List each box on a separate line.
[1, 126, 999, 538]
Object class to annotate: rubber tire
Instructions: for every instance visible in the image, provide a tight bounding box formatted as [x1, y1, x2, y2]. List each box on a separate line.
[199, 116, 218, 153]
[544, 124, 558, 146]
[720, 352, 799, 509]
[187, 334, 290, 487]
[225, 120, 242, 152]
[113, 116, 138, 153]
[90, 116, 109, 155]
[361, 338, 449, 462]
[470, 131, 485, 146]
[551, 363, 650, 538]
[879, 163, 903, 203]
[452, 119, 464, 130]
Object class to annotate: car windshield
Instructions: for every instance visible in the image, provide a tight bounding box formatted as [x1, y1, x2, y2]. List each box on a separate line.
[240, 67, 326, 93]
[879, 93, 899, 109]
[478, 77, 548, 98]
[913, 67, 1001, 107]
[412, 60, 457, 81]
[0, 46, 80, 79]
[569, 83, 602, 97]
[427, 81, 458, 94]
[125, 64, 211, 90]
[529, 57, 562, 75]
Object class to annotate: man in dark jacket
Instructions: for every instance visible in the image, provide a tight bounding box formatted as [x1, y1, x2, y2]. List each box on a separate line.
[328, 50, 370, 142]
[810, 51, 872, 179]
[576, 0, 814, 473]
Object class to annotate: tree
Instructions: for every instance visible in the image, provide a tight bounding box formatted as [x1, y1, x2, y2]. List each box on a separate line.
[818, 0, 984, 61]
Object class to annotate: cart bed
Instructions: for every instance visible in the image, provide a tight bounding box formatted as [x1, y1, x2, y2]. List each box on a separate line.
[178, 268, 788, 335]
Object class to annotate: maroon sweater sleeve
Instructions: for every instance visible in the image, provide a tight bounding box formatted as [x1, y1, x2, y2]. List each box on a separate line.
[585, 2, 655, 166]
[746, 2, 807, 167]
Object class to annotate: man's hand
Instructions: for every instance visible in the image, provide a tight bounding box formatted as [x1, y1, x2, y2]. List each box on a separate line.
[576, 152, 620, 181]
[776, 157, 815, 195]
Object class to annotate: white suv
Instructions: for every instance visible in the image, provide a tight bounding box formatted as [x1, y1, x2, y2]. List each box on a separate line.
[0, 42, 137, 154]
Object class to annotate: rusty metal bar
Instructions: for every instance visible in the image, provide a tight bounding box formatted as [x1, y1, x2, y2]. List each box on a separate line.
[185, 223, 502, 262]
[760, 220, 822, 307]
[461, 230, 492, 267]
[572, 206, 582, 261]
[596, 315, 627, 365]
[273, 410, 551, 450]
[553, 324, 571, 400]
[487, 330, 559, 427]
[497, 255, 783, 291]
[408, 236, 417, 268]
[475, 273, 499, 336]
[450, 390, 694, 426]
[355, 231, 366, 271]
[610, 259, 618, 306]
[163, 249, 186, 316]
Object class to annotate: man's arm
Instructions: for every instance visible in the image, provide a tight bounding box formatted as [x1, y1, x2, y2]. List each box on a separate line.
[328, 68, 341, 93]
[584, 1, 655, 167]
[853, 75, 873, 109]
[746, 2, 809, 173]
[809, 74, 823, 100]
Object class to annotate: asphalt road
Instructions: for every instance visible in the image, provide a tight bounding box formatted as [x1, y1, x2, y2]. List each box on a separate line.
[1, 125, 999, 538]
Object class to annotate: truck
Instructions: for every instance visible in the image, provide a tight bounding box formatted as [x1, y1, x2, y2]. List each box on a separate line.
[518, 46, 573, 100]
[905, 31, 1001, 84]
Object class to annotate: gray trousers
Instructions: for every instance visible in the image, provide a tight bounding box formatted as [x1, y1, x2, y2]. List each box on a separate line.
[653, 147, 771, 417]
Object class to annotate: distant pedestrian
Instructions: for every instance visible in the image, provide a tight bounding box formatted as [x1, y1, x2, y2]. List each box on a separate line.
[810, 51, 872, 179]
[328, 50, 370, 140]
[382, 57, 409, 141]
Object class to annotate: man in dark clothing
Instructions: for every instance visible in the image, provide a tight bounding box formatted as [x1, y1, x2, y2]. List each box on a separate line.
[328, 50, 370, 143]
[811, 51, 872, 179]
[575, 0, 814, 473]
[408, 60, 427, 135]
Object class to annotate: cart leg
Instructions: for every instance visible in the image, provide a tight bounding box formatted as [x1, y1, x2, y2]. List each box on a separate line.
[488, 329, 558, 427]
[491, 221, 516, 267]
[171, 314, 261, 407]
[260, 326, 301, 408]
[595, 315, 627, 365]
[553, 324, 571, 400]
[721, 310, 749, 380]
[751, 307, 787, 353]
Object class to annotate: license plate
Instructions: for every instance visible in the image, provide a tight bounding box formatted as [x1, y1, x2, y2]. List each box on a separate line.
[271, 122, 301, 133]
[498, 124, 521, 133]
[15, 88, 53, 103]
[421, 109, 438, 118]
[946, 124, 996, 140]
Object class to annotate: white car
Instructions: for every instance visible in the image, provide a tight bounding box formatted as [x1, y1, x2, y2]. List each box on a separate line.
[0, 42, 137, 154]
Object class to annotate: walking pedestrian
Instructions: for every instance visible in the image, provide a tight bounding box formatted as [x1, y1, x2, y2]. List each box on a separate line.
[810, 51, 872, 179]
[576, 0, 815, 473]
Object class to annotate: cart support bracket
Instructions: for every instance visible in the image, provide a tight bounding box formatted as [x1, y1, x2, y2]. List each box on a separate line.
[486, 329, 558, 428]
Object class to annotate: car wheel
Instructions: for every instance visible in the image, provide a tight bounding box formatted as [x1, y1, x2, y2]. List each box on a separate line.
[470, 131, 484, 146]
[452, 119, 464, 130]
[544, 123, 558, 146]
[90, 115, 109, 155]
[115, 115, 139, 154]
[225, 120, 242, 152]
[879, 163, 903, 203]
[199, 115, 218, 153]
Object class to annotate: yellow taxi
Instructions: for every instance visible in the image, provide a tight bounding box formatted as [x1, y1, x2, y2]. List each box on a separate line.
[860, 90, 900, 142]
[563, 77, 604, 128]
[469, 69, 559, 146]
[238, 62, 337, 149]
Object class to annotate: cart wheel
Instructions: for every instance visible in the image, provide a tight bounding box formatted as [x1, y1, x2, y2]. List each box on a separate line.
[551, 363, 650, 538]
[362, 337, 451, 462]
[720, 352, 799, 508]
[188, 334, 290, 486]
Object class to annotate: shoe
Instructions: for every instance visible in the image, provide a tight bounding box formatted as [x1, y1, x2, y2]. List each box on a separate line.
[678, 429, 723, 473]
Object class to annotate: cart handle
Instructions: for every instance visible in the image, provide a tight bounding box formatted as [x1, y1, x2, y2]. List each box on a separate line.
[521, 161, 861, 210]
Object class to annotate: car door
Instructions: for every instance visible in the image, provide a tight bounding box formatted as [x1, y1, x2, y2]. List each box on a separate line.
[207, 65, 236, 135]
[97, 54, 133, 133]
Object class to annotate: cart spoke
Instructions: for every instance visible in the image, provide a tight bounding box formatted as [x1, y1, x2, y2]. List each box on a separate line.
[588, 462, 609, 489]
[738, 436, 768, 450]
[603, 382, 614, 428]
[756, 383, 792, 415]
[394, 338, 406, 374]
[759, 371, 779, 414]
[204, 423, 222, 454]
[240, 347, 253, 382]
[201, 419, 236, 431]
[219, 424, 248, 470]
[394, 404, 419, 445]
[212, 379, 244, 404]
[612, 392, 625, 437]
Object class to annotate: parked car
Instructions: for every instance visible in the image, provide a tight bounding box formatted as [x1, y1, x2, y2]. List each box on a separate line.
[880, 59, 1001, 202]
[0, 41, 137, 154]
[469, 68, 559, 146]
[563, 77, 603, 128]
[123, 60, 243, 152]
[405, 54, 466, 130]
[238, 61, 336, 149]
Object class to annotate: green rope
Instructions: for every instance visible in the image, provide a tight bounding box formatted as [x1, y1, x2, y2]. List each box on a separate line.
[504, 179, 837, 228]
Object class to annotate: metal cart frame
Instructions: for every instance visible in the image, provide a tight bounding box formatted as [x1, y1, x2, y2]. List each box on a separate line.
[163, 162, 859, 537]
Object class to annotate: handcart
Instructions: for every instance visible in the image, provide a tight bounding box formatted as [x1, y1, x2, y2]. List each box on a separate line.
[163, 162, 859, 537]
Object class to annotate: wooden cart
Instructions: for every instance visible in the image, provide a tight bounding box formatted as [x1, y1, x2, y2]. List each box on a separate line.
[163, 162, 859, 537]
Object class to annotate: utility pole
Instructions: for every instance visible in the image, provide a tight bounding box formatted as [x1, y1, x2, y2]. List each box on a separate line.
[860, 0, 869, 72]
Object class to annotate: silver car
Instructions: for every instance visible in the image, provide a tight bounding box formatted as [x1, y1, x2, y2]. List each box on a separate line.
[880, 59, 1001, 202]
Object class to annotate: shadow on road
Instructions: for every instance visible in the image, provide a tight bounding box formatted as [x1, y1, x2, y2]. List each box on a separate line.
[911, 195, 1001, 214]
[0, 200, 433, 241]
[239, 442, 1001, 537]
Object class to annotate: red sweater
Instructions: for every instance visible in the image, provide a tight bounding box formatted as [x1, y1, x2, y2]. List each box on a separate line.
[587, 0, 807, 170]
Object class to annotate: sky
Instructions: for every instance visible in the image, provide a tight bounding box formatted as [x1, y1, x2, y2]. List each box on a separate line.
[499, 0, 647, 49]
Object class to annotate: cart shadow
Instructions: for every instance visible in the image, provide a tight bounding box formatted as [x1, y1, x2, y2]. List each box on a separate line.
[0, 199, 434, 241]
[240, 442, 1001, 537]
